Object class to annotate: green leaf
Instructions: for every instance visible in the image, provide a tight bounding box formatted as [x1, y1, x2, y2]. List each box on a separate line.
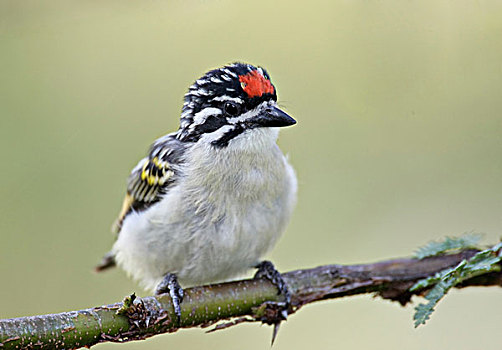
[413, 234, 482, 259]
[411, 240, 502, 327]
[409, 264, 460, 292]
[413, 278, 457, 327]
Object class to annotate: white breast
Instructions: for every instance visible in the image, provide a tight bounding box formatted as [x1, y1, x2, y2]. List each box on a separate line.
[113, 127, 297, 291]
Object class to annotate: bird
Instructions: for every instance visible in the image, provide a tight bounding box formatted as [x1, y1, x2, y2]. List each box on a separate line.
[96, 62, 297, 325]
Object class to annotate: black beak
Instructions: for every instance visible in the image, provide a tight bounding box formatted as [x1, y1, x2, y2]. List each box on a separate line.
[253, 105, 296, 128]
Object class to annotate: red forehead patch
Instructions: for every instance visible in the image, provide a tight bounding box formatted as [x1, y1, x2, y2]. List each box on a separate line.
[239, 70, 275, 98]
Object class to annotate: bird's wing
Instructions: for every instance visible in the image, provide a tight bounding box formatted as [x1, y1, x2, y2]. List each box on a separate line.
[112, 133, 185, 233]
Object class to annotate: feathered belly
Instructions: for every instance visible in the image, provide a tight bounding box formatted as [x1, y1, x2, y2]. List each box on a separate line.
[113, 135, 297, 291]
[157, 159, 294, 285]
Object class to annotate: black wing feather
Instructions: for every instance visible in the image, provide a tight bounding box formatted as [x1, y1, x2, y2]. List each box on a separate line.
[112, 133, 186, 233]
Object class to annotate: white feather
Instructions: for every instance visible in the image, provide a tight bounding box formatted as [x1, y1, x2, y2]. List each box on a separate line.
[191, 107, 222, 127]
[113, 127, 297, 291]
[222, 68, 238, 78]
[226, 101, 272, 124]
[211, 96, 244, 104]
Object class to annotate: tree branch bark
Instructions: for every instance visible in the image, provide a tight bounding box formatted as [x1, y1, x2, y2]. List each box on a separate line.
[1, 249, 501, 349]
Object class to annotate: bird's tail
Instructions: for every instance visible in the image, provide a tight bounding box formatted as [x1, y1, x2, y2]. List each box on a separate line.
[95, 251, 116, 272]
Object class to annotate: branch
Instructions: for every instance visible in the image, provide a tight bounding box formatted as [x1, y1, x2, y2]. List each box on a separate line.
[1, 249, 501, 349]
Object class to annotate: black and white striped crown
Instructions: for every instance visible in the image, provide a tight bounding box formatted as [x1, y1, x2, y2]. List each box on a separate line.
[177, 63, 277, 141]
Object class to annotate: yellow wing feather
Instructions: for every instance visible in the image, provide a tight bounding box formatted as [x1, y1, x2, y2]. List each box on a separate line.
[112, 155, 174, 233]
[112, 193, 135, 233]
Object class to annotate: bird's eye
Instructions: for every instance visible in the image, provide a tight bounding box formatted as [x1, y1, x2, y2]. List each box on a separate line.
[224, 102, 240, 117]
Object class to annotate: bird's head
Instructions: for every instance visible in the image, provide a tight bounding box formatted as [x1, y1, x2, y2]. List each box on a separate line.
[177, 63, 296, 147]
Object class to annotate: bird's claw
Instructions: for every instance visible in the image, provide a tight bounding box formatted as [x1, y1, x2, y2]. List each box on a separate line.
[155, 273, 184, 323]
[254, 260, 291, 345]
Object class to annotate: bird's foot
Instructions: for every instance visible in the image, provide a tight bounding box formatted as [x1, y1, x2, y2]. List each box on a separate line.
[155, 273, 184, 323]
[254, 260, 291, 345]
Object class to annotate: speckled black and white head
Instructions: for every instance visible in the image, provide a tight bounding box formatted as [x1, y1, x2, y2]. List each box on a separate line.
[176, 62, 295, 147]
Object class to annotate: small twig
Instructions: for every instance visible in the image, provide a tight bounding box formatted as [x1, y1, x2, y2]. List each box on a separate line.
[1, 249, 501, 349]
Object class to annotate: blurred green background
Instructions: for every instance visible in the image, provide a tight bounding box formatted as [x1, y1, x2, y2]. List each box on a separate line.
[1, 1, 502, 349]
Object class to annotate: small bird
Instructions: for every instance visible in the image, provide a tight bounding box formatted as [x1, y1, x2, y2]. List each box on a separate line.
[96, 62, 297, 323]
